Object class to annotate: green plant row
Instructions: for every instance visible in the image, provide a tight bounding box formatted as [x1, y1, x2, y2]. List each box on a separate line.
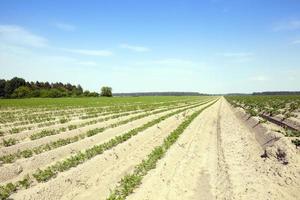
[32, 100, 213, 182]
[285, 130, 300, 137]
[29, 109, 146, 140]
[1, 99, 199, 137]
[226, 95, 300, 119]
[0, 97, 200, 125]
[0, 100, 209, 163]
[106, 100, 217, 200]
[2, 101, 188, 147]
[0, 99, 216, 200]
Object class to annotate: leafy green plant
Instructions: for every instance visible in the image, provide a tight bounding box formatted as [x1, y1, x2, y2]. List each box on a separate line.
[2, 138, 17, 147]
[285, 130, 300, 137]
[30, 129, 58, 140]
[68, 125, 77, 130]
[9, 128, 20, 134]
[59, 118, 68, 124]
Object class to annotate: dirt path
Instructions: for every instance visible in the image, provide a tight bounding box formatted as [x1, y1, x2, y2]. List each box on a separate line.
[126, 97, 300, 200]
[126, 97, 221, 200]
[218, 99, 300, 200]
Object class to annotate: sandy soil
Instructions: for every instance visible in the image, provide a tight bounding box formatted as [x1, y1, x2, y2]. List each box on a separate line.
[0, 105, 179, 156]
[126, 97, 300, 200]
[0, 109, 143, 142]
[0, 102, 202, 183]
[4, 97, 300, 200]
[10, 102, 210, 199]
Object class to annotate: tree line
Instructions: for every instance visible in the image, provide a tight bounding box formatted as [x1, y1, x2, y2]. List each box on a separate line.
[252, 91, 300, 95]
[0, 77, 112, 98]
[113, 92, 207, 96]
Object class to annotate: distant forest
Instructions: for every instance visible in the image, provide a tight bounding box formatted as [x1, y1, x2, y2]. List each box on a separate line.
[252, 91, 300, 95]
[226, 92, 300, 96]
[113, 92, 209, 96]
[0, 77, 99, 98]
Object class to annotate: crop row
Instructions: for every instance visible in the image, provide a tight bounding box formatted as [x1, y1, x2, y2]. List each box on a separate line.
[0, 99, 215, 199]
[107, 100, 216, 199]
[0, 100, 209, 163]
[226, 95, 300, 119]
[226, 95, 300, 146]
[0, 99, 199, 133]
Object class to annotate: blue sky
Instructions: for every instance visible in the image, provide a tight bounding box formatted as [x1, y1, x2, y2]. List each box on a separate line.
[0, 0, 300, 93]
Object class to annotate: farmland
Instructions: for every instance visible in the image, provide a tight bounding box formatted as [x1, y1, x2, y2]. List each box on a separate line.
[0, 96, 299, 200]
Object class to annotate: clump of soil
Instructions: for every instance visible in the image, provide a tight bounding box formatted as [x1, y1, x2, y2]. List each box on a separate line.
[263, 137, 297, 165]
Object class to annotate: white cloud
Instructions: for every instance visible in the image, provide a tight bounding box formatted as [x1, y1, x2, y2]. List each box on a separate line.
[120, 43, 150, 52]
[218, 52, 254, 63]
[152, 58, 194, 66]
[77, 61, 97, 66]
[219, 52, 253, 57]
[273, 20, 300, 31]
[54, 22, 76, 31]
[0, 25, 47, 47]
[134, 58, 205, 69]
[292, 40, 300, 44]
[249, 75, 269, 81]
[63, 48, 113, 56]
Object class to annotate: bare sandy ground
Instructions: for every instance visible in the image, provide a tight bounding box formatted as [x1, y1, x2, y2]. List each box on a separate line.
[126, 97, 300, 200]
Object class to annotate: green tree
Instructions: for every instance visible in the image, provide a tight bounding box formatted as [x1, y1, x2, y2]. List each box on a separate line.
[100, 86, 112, 97]
[4, 77, 26, 97]
[11, 86, 31, 98]
[0, 79, 6, 97]
[83, 90, 90, 97]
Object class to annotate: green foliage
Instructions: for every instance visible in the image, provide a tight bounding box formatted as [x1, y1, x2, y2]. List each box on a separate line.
[11, 86, 31, 98]
[20, 149, 33, 158]
[0, 77, 91, 99]
[0, 79, 6, 97]
[59, 118, 68, 124]
[17, 175, 31, 189]
[4, 77, 26, 97]
[9, 128, 20, 134]
[68, 125, 77, 130]
[0, 154, 15, 163]
[2, 138, 17, 147]
[0, 183, 17, 200]
[33, 168, 55, 182]
[30, 129, 58, 140]
[285, 130, 300, 137]
[101, 86, 112, 97]
[292, 139, 300, 147]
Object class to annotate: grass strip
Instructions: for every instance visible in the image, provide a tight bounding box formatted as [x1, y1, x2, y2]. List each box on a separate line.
[106, 100, 217, 200]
